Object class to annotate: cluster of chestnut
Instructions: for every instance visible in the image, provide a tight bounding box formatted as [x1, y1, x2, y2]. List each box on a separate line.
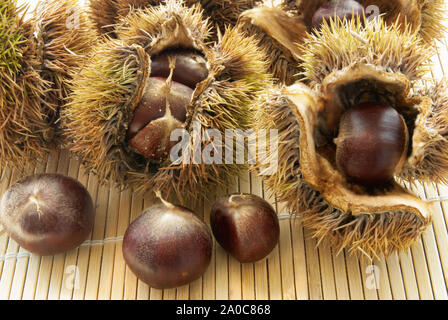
[0, 174, 279, 289]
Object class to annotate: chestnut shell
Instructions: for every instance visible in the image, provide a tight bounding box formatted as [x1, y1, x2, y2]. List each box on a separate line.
[122, 203, 213, 289]
[210, 194, 280, 263]
[0, 174, 95, 256]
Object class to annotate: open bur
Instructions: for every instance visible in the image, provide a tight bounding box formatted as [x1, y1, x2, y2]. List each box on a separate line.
[252, 18, 445, 257]
[62, 1, 271, 202]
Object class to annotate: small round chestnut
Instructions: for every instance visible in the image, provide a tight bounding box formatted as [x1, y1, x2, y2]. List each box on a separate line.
[312, 0, 364, 30]
[0, 174, 95, 256]
[210, 194, 280, 263]
[334, 101, 409, 187]
[122, 195, 213, 289]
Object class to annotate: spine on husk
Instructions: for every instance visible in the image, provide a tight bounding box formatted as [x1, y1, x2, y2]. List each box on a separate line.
[0, 0, 95, 171]
[62, 0, 272, 203]
[252, 17, 444, 257]
[89, 0, 259, 38]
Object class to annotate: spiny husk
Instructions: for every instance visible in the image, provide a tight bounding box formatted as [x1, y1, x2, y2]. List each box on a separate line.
[239, 2, 306, 84]
[33, 0, 97, 117]
[0, 0, 54, 170]
[419, 0, 447, 44]
[253, 83, 432, 258]
[399, 79, 448, 184]
[89, 0, 259, 37]
[296, 0, 446, 44]
[63, 1, 271, 202]
[299, 17, 433, 88]
[89, 0, 120, 35]
[1, 0, 98, 171]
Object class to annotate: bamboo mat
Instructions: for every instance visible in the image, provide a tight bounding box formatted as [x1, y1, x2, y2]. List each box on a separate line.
[1, 3, 448, 302]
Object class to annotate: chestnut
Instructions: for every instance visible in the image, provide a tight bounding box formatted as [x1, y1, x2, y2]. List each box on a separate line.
[150, 51, 209, 89]
[127, 50, 209, 161]
[334, 101, 409, 187]
[122, 197, 213, 289]
[0, 174, 95, 256]
[311, 0, 364, 30]
[210, 194, 279, 263]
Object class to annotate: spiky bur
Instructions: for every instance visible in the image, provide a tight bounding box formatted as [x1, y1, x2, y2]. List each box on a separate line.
[63, 2, 271, 203]
[296, 0, 446, 44]
[299, 16, 433, 88]
[33, 0, 97, 123]
[89, 0, 259, 38]
[418, 0, 447, 44]
[0, 0, 54, 171]
[238, 3, 306, 85]
[89, 0, 163, 36]
[399, 79, 448, 184]
[252, 83, 432, 258]
[252, 19, 437, 258]
[89, 0, 120, 36]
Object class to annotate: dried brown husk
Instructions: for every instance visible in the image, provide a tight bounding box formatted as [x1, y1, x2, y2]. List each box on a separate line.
[239, 2, 306, 84]
[63, 1, 271, 203]
[253, 18, 437, 257]
[399, 79, 448, 184]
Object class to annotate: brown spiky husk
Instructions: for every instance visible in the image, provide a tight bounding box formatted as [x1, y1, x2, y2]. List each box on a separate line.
[89, 0, 120, 35]
[63, 1, 271, 203]
[0, 0, 54, 171]
[399, 79, 448, 184]
[89, 0, 259, 37]
[419, 0, 447, 43]
[252, 84, 431, 258]
[239, 4, 306, 84]
[33, 0, 97, 123]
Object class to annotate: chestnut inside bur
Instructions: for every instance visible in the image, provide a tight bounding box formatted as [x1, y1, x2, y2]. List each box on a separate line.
[127, 50, 209, 161]
[312, 0, 364, 30]
[210, 194, 280, 263]
[0, 174, 95, 256]
[334, 101, 409, 187]
[122, 196, 213, 289]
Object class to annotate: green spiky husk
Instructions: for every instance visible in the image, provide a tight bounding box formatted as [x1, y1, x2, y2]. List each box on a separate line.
[399, 79, 448, 184]
[299, 17, 433, 87]
[252, 87, 431, 258]
[0, 0, 54, 170]
[63, 2, 271, 202]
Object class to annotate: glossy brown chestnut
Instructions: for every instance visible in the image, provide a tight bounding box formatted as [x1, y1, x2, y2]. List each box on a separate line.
[150, 51, 209, 89]
[312, 0, 364, 30]
[122, 199, 213, 289]
[210, 194, 279, 263]
[0, 174, 95, 256]
[126, 77, 192, 139]
[334, 101, 409, 187]
[126, 50, 209, 161]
